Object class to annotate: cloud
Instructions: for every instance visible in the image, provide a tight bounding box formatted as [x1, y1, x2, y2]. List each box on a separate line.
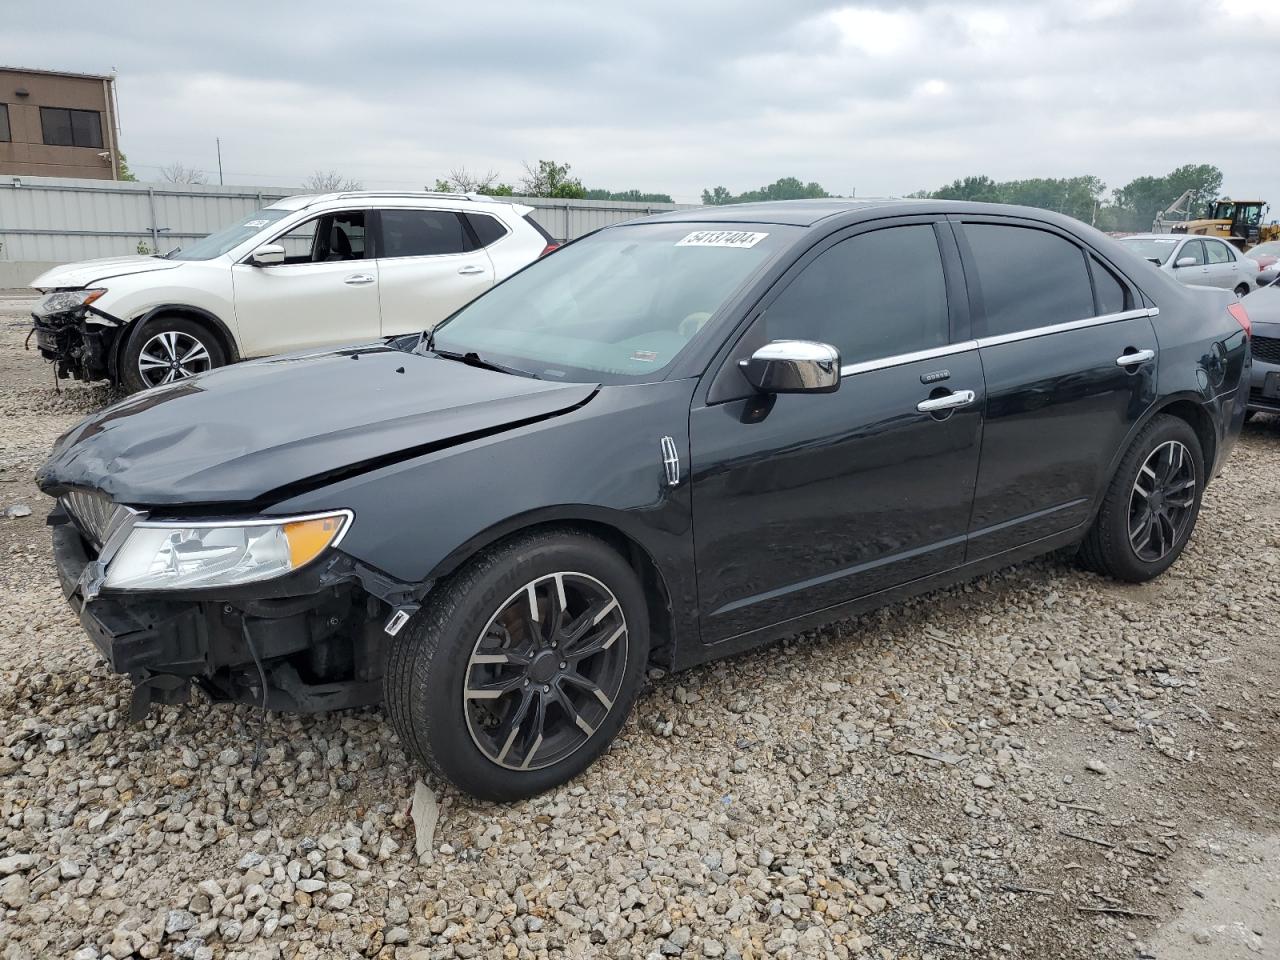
[2, 0, 1277, 204]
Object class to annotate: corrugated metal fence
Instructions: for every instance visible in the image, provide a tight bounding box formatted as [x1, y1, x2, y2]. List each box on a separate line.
[0, 175, 691, 281]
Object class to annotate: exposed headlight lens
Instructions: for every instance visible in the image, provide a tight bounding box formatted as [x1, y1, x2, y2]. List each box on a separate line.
[36, 289, 107, 316]
[103, 511, 351, 591]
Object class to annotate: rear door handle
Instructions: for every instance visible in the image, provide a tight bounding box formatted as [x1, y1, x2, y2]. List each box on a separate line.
[916, 389, 976, 413]
[457, 265, 486, 276]
[1115, 348, 1155, 367]
[343, 274, 375, 285]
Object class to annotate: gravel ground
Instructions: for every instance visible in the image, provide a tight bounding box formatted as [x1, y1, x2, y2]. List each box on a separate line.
[1, 298, 1277, 960]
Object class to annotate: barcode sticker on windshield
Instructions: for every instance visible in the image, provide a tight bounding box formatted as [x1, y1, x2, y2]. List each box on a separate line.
[676, 230, 768, 249]
[244, 219, 270, 228]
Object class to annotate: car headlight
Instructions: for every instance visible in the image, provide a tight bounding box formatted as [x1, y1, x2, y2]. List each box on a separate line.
[36, 289, 108, 316]
[103, 511, 351, 591]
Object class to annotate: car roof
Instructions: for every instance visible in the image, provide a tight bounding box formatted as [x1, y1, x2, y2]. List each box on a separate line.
[622, 198, 1117, 233]
[266, 192, 530, 214]
[1120, 233, 1188, 240]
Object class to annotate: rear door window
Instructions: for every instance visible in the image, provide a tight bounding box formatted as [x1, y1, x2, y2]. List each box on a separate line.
[762, 224, 949, 364]
[379, 209, 470, 258]
[1205, 240, 1232, 264]
[961, 223, 1095, 337]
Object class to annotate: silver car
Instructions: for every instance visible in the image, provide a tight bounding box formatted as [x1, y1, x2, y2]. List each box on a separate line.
[1119, 233, 1259, 298]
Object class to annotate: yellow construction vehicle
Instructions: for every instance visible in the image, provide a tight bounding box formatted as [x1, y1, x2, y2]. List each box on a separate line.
[1170, 199, 1279, 249]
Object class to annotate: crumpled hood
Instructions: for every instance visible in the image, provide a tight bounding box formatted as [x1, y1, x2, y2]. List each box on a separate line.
[37, 344, 598, 506]
[31, 256, 185, 290]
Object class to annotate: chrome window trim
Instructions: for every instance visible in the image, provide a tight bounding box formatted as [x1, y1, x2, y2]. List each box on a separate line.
[974, 307, 1159, 349]
[840, 340, 978, 377]
[837, 306, 1159, 377]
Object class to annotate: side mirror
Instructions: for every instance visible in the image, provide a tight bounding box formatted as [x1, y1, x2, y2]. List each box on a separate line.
[1174, 256, 1198, 268]
[249, 243, 286, 266]
[739, 340, 841, 394]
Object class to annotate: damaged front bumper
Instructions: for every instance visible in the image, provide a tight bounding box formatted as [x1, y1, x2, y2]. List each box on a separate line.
[30, 304, 124, 382]
[49, 506, 424, 720]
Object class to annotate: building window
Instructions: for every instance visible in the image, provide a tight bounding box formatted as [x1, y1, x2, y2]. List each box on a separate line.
[40, 107, 104, 148]
[0, 104, 9, 142]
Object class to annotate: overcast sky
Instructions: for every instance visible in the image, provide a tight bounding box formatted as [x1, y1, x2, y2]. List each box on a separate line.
[3, 0, 1277, 204]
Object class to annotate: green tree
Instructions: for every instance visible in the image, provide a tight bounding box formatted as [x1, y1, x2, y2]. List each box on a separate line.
[116, 152, 138, 182]
[584, 188, 674, 203]
[928, 175, 1002, 203]
[433, 167, 514, 195]
[519, 160, 587, 199]
[1111, 164, 1224, 232]
[913, 174, 1108, 224]
[700, 177, 829, 205]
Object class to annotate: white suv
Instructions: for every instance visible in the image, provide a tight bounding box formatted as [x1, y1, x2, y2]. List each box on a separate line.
[29, 192, 557, 391]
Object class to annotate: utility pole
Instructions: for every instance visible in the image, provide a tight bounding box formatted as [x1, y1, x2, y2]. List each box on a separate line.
[216, 138, 224, 186]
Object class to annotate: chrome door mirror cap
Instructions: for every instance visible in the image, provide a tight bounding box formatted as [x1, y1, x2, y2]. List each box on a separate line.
[249, 243, 286, 266]
[739, 339, 841, 394]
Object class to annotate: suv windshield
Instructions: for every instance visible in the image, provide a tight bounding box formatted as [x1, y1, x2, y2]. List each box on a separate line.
[167, 208, 293, 261]
[1120, 236, 1181, 264]
[422, 221, 797, 383]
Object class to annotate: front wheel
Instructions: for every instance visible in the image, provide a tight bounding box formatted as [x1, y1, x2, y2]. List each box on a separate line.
[120, 315, 226, 392]
[384, 529, 650, 801]
[1079, 414, 1204, 582]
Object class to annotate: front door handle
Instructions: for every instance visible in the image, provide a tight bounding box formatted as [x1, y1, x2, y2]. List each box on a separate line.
[457, 265, 486, 276]
[916, 389, 976, 413]
[1115, 348, 1155, 367]
[343, 274, 375, 285]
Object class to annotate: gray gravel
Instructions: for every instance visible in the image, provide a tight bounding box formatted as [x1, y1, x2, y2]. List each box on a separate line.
[1, 311, 1278, 960]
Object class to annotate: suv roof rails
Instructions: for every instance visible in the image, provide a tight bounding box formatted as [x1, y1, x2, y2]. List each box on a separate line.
[328, 190, 498, 203]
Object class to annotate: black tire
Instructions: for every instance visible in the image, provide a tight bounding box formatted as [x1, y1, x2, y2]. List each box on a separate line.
[1244, 410, 1258, 423]
[119, 315, 226, 392]
[384, 529, 650, 801]
[1235, 283, 1250, 298]
[1079, 414, 1204, 582]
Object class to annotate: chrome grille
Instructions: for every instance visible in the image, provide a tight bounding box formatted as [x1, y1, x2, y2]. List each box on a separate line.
[61, 490, 117, 547]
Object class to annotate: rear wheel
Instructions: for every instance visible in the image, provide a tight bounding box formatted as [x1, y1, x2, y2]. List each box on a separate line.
[120, 315, 225, 392]
[1079, 415, 1204, 582]
[1235, 283, 1250, 298]
[384, 529, 649, 801]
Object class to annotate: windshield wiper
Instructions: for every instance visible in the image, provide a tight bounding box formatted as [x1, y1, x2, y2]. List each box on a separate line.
[431, 348, 536, 379]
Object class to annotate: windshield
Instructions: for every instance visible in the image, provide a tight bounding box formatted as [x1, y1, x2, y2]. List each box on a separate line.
[167, 208, 293, 261]
[422, 222, 798, 383]
[1249, 241, 1280, 257]
[1120, 237, 1181, 264]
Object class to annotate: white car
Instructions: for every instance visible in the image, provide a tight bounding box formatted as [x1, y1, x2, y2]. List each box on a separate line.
[29, 192, 557, 391]
[1117, 233, 1259, 298]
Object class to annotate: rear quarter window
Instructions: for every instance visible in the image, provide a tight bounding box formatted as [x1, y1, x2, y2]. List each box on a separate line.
[465, 213, 509, 248]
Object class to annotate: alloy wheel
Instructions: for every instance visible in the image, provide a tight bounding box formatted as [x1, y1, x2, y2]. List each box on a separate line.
[463, 571, 628, 771]
[137, 330, 213, 387]
[1128, 440, 1196, 563]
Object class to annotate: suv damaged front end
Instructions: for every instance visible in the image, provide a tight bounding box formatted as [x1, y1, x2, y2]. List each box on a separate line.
[31, 288, 125, 382]
[45, 489, 424, 722]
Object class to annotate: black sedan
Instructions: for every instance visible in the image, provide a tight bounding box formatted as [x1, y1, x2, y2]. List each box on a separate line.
[37, 199, 1250, 800]
[1245, 268, 1280, 415]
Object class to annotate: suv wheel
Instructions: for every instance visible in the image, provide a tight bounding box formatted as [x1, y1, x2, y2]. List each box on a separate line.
[121, 315, 226, 392]
[1079, 414, 1204, 582]
[384, 529, 650, 801]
